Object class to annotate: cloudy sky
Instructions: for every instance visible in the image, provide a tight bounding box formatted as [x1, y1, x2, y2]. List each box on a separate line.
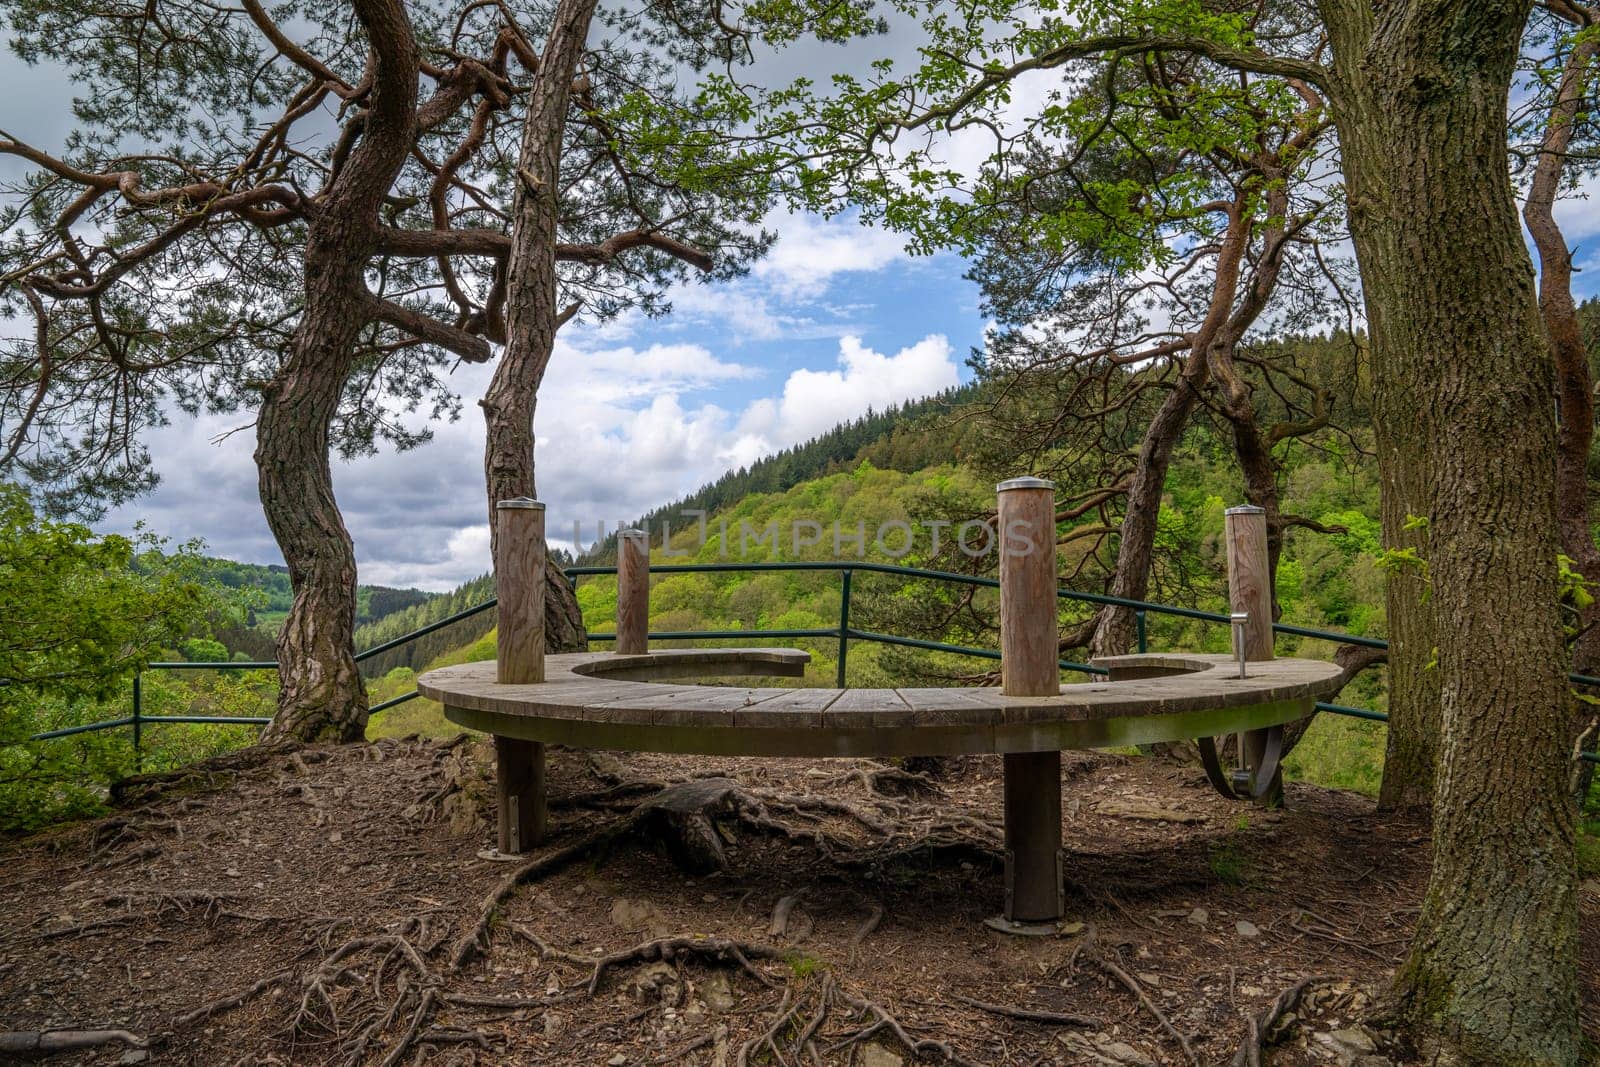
[101, 213, 981, 590]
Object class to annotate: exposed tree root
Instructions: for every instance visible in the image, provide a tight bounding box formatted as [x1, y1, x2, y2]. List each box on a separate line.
[40, 891, 251, 940]
[1230, 976, 1337, 1067]
[829, 985, 982, 1067]
[1087, 952, 1197, 1064]
[587, 935, 786, 994]
[951, 994, 1097, 1028]
[0, 1029, 145, 1058]
[826, 761, 942, 798]
[110, 741, 304, 805]
[173, 970, 295, 1027]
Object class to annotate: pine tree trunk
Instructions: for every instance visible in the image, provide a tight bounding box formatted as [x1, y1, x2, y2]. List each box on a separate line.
[257, 0, 419, 743]
[1092, 199, 1252, 657]
[1321, 0, 1582, 1056]
[1090, 376, 1203, 656]
[256, 330, 367, 743]
[480, 0, 597, 652]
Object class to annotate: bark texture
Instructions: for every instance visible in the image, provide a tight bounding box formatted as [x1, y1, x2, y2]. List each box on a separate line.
[1319, 0, 1582, 1058]
[480, 0, 597, 653]
[1373, 421, 1439, 811]
[257, 0, 419, 743]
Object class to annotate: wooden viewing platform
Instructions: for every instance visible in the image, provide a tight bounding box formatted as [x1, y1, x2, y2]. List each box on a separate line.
[428, 485, 1346, 927]
[418, 649, 1343, 756]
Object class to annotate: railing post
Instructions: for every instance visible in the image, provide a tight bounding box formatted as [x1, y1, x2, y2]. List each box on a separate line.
[996, 476, 1063, 925]
[132, 672, 143, 775]
[1135, 610, 1147, 654]
[493, 498, 547, 855]
[837, 568, 853, 688]
[1225, 504, 1281, 805]
[616, 529, 650, 655]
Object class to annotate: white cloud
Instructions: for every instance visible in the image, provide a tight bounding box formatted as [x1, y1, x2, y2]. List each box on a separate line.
[358, 524, 491, 590]
[734, 333, 960, 452]
[753, 213, 909, 298]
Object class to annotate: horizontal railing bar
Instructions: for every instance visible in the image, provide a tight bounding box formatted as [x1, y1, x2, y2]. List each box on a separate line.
[368, 691, 421, 714]
[589, 628, 839, 642]
[1273, 624, 1388, 650]
[847, 628, 999, 660]
[1317, 701, 1389, 723]
[355, 600, 498, 662]
[844, 628, 1109, 676]
[146, 661, 277, 670]
[137, 715, 272, 726]
[29, 717, 135, 740]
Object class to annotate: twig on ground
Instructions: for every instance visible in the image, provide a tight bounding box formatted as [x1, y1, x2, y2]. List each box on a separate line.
[1087, 953, 1197, 1064]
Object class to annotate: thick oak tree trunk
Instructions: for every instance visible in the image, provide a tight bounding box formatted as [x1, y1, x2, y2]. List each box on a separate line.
[479, 0, 597, 653]
[1321, 0, 1582, 1057]
[257, 0, 420, 743]
[1373, 421, 1439, 811]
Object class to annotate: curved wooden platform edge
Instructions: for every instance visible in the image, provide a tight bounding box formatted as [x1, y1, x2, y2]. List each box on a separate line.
[417, 649, 1346, 758]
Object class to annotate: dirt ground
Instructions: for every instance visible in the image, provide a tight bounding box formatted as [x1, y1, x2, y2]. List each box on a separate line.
[1, 738, 1595, 1066]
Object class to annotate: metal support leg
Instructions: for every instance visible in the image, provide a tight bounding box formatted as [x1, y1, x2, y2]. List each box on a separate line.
[495, 736, 546, 855]
[1242, 728, 1284, 808]
[1002, 751, 1063, 923]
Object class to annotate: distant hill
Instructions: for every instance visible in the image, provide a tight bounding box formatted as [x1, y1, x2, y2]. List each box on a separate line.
[353, 574, 495, 677]
[193, 558, 434, 660]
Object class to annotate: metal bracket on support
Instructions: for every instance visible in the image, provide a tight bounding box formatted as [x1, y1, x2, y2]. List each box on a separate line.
[1198, 724, 1285, 802]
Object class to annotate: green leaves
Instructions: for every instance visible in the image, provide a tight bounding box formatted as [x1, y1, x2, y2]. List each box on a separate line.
[0, 482, 216, 702]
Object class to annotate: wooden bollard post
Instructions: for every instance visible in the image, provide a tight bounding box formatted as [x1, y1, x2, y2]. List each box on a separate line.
[493, 498, 547, 854]
[997, 476, 1063, 925]
[615, 529, 650, 655]
[1225, 504, 1281, 805]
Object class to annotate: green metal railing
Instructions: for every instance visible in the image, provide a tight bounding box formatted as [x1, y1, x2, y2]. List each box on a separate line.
[26, 558, 1600, 766]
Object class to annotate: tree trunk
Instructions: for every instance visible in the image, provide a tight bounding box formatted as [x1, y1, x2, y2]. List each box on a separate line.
[1092, 198, 1252, 657]
[479, 0, 597, 653]
[1523, 19, 1600, 802]
[257, 0, 420, 743]
[1090, 375, 1204, 656]
[1373, 418, 1440, 811]
[256, 335, 367, 743]
[1322, 0, 1582, 1057]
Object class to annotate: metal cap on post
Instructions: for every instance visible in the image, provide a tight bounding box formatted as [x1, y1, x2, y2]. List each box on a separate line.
[995, 476, 1064, 929]
[616, 528, 650, 655]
